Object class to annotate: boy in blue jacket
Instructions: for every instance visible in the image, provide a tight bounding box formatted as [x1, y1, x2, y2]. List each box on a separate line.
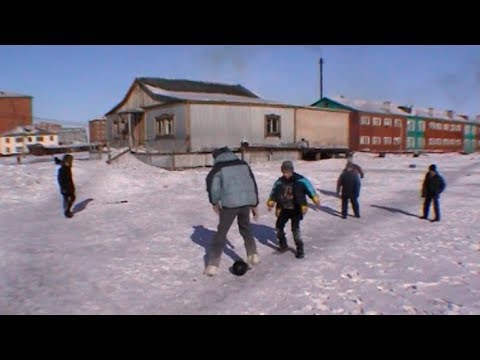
[267, 161, 320, 258]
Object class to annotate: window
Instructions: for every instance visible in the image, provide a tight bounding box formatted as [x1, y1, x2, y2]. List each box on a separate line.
[407, 120, 415, 131]
[393, 137, 402, 145]
[372, 136, 381, 145]
[360, 136, 370, 145]
[443, 139, 449, 146]
[36, 136, 44, 142]
[449, 124, 456, 132]
[428, 138, 434, 145]
[383, 137, 392, 145]
[265, 114, 281, 137]
[457, 139, 462, 146]
[5, 138, 10, 144]
[418, 138, 425, 148]
[456, 124, 461, 132]
[155, 114, 175, 136]
[49, 136, 54, 141]
[113, 118, 128, 138]
[384, 118, 392, 126]
[449, 139, 456, 145]
[5, 147, 10, 153]
[16, 137, 24, 143]
[436, 138, 442, 145]
[443, 124, 450, 131]
[372, 117, 382, 126]
[464, 125, 470, 135]
[418, 121, 426, 132]
[360, 116, 370, 125]
[436, 123, 443, 130]
[16, 146, 23, 153]
[407, 137, 415, 148]
[394, 119, 403, 127]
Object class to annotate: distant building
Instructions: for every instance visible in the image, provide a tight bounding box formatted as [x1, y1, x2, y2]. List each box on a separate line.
[35, 121, 62, 133]
[0, 125, 58, 155]
[0, 91, 33, 133]
[58, 126, 88, 145]
[89, 118, 107, 145]
[313, 95, 480, 154]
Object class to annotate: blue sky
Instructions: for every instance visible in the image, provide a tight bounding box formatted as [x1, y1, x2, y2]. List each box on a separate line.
[1, 45, 479, 124]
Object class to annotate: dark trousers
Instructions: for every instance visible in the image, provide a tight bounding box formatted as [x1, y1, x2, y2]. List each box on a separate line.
[63, 193, 76, 215]
[423, 196, 440, 220]
[208, 206, 257, 267]
[341, 196, 360, 217]
[275, 209, 303, 247]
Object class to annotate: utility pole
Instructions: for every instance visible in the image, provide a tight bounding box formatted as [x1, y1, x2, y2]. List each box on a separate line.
[319, 58, 324, 99]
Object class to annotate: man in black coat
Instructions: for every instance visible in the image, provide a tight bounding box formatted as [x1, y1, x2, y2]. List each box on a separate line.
[56, 154, 76, 218]
[337, 163, 361, 219]
[421, 164, 446, 222]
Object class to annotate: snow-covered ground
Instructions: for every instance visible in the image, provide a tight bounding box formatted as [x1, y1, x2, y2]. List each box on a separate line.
[1, 151, 479, 314]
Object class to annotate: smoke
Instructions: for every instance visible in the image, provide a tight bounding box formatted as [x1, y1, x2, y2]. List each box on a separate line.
[200, 45, 323, 79]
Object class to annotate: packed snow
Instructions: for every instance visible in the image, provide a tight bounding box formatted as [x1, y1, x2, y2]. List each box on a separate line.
[1, 150, 479, 314]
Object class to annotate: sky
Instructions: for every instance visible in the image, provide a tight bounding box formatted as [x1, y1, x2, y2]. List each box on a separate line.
[1, 150, 480, 314]
[1, 45, 480, 124]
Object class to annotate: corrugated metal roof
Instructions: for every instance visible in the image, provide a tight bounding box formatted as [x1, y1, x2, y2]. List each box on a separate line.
[0, 91, 31, 98]
[144, 85, 287, 106]
[330, 96, 408, 116]
[329, 96, 476, 122]
[138, 77, 259, 98]
[409, 107, 467, 122]
[0, 126, 55, 136]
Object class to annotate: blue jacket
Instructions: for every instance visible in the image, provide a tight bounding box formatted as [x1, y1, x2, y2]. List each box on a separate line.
[337, 170, 361, 198]
[268, 172, 318, 213]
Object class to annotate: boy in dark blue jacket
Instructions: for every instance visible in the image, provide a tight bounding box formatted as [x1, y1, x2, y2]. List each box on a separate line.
[337, 163, 361, 219]
[421, 164, 446, 222]
[267, 161, 320, 258]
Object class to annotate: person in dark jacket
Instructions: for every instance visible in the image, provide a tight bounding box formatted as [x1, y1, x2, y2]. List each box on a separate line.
[204, 146, 260, 276]
[56, 154, 76, 218]
[267, 161, 320, 259]
[345, 156, 364, 179]
[421, 164, 446, 222]
[337, 163, 361, 219]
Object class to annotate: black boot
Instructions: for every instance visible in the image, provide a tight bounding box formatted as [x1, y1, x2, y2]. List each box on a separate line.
[293, 230, 304, 259]
[276, 228, 288, 252]
[295, 244, 305, 259]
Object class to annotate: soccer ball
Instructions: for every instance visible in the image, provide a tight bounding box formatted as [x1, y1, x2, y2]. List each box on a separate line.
[232, 260, 249, 276]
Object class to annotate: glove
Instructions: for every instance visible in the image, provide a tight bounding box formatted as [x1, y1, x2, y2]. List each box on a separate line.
[251, 207, 259, 222]
[212, 204, 221, 215]
[312, 195, 321, 208]
[275, 207, 281, 217]
[267, 200, 275, 212]
[301, 205, 308, 214]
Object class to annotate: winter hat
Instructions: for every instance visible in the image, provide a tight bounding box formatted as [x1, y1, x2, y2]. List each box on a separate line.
[429, 164, 437, 172]
[281, 160, 294, 172]
[232, 259, 249, 276]
[212, 146, 230, 159]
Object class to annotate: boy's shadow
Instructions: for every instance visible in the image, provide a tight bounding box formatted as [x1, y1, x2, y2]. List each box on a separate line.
[190, 225, 243, 267]
[308, 203, 343, 218]
[317, 188, 341, 199]
[250, 223, 278, 250]
[370, 204, 420, 218]
[72, 198, 94, 214]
